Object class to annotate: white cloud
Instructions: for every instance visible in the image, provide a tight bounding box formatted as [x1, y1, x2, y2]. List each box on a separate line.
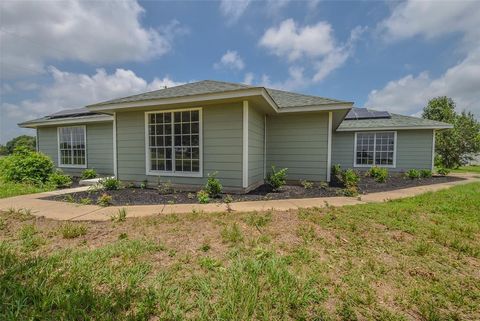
[259, 19, 364, 82]
[259, 19, 335, 61]
[248, 66, 309, 91]
[219, 0, 251, 23]
[214, 50, 245, 71]
[243, 72, 254, 85]
[365, 50, 480, 117]
[0, 67, 184, 142]
[378, 0, 480, 49]
[0, 0, 185, 78]
[367, 0, 480, 118]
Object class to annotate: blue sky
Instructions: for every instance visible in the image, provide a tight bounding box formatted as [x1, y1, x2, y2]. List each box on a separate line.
[1, 0, 479, 143]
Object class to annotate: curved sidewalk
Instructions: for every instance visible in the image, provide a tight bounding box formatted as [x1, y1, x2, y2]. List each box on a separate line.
[0, 173, 478, 221]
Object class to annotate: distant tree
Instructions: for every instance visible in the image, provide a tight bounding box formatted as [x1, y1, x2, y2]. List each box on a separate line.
[5, 135, 36, 154]
[0, 144, 7, 156]
[422, 96, 480, 168]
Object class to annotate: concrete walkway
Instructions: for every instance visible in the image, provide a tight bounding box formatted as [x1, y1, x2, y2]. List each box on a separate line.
[0, 173, 478, 221]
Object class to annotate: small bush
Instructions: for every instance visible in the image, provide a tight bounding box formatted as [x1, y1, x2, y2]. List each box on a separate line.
[48, 170, 72, 188]
[59, 222, 87, 239]
[100, 177, 120, 190]
[300, 180, 314, 189]
[331, 164, 342, 183]
[343, 186, 359, 197]
[111, 208, 127, 222]
[97, 193, 112, 207]
[367, 166, 388, 183]
[80, 198, 92, 205]
[158, 180, 174, 195]
[341, 169, 360, 188]
[81, 169, 97, 179]
[266, 165, 288, 191]
[205, 171, 222, 197]
[197, 189, 210, 204]
[436, 167, 450, 176]
[405, 169, 421, 179]
[0, 146, 54, 185]
[420, 169, 432, 178]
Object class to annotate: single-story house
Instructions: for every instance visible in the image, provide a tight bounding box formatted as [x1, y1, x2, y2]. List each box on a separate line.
[19, 80, 452, 193]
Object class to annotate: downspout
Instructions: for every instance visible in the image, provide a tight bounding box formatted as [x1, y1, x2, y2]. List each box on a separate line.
[113, 112, 118, 178]
[242, 101, 249, 189]
[326, 112, 332, 182]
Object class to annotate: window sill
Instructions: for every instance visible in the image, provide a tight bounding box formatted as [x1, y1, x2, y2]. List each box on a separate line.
[353, 164, 396, 169]
[59, 164, 87, 169]
[146, 170, 203, 178]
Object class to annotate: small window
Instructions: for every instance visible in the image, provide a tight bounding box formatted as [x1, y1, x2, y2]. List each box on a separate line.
[147, 109, 201, 176]
[58, 126, 86, 167]
[355, 132, 395, 167]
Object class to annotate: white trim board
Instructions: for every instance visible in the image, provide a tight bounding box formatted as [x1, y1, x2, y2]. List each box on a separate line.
[113, 112, 118, 177]
[144, 107, 203, 178]
[57, 125, 88, 169]
[337, 125, 452, 132]
[431, 129, 436, 171]
[242, 100, 249, 188]
[353, 131, 397, 169]
[326, 112, 332, 182]
[19, 115, 113, 128]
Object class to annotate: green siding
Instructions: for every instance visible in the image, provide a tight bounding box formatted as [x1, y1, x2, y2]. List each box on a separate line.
[116, 103, 243, 189]
[332, 129, 434, 171]
[37, 122, 114, 176]
[248, 106, 265, 186]
[266, 112, 329, 182]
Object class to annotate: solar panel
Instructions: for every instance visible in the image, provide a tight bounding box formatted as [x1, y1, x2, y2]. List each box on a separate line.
[48, 107, 97, 119]
[345, 108, 391, 120]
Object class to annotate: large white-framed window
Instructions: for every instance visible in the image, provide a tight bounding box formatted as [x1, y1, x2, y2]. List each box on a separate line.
[145, 108, 202, 177]
[354, 131, 396, 168]
[57, 126, 87, 168]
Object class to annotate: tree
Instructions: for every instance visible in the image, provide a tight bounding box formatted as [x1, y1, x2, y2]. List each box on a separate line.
[0, 144, 7, 156]
[5, 135, 36, 154]
[422, 96, 480, 168]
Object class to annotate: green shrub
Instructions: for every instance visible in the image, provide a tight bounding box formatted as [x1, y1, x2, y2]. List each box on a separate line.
[81, 169, 97, 179]
[100, 177, 120, 190]
[341, 169, 360, 188]
[405, 169, 421, 179]
[59, 222, 87, 239]
[331, 164, 342, 183]
[266, 165, 288, 191]
[0, 146, 54, 185]
[197, 189, 210, 204]
[367, 166, 388, 183]
[437, 167, 450, 176]
[48, 170, 72, 188]
[205, 171, 222, 197]
[97, 193, 112, 207]
[420, 169, 432, 178]
[300, 180, 314, 189]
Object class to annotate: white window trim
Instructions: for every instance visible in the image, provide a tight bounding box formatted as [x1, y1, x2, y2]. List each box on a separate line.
[144, 108, 203, 178]
[57, 125, 87, 169]
[353, 131, 397, 168]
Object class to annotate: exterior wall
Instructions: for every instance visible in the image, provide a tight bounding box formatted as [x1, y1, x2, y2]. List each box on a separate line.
[266, 112, 329, 182]
[248, 106, 265, 187]
[116, 103, 243, 190]
[332, 129, 434, 171]
[37, 122, 114, 176]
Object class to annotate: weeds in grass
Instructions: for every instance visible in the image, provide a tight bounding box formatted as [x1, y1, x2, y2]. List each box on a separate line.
[6, 207, 34, 221]
[111, 208, 127, 222]
[0, 217, 5, 230]
[118, 233, 128, 240]
[63, 194, 75, 203]
[221, 223, 244, 244]
[199, 256, 222, 271]
[243, 211, 271, 229]
[199, 242, 211, 252]
[160, 213, 180, 224]
[59, 222, 87, 239]
[296, 224, 316, 243]
[19, 224, 44, 250]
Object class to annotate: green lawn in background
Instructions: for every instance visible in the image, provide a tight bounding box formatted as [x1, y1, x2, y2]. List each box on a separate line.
[452, 165, 480, 174]
[0, 179, 54, 199]
[1, 182, 479, 320]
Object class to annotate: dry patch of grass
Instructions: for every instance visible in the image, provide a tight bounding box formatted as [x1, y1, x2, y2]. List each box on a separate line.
[0, 183, 479, 320]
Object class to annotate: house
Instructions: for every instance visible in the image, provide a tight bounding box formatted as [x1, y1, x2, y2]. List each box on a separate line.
[19, 80, 452, 193]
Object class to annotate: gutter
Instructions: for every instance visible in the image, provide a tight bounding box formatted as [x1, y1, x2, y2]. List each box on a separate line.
[336, 124, 453, 132]
[18, 114, 113, 128]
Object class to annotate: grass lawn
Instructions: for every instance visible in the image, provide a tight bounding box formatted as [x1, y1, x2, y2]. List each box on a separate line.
[0, 179, 55, 199]
[452, 165, 480, 174]
[1, 183, 479, 320]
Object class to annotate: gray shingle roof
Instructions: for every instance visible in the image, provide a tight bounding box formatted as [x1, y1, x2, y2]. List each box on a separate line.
[18, 107, 108, 127]
[88, 80, 352, 108]
[338, 109, 453, 131]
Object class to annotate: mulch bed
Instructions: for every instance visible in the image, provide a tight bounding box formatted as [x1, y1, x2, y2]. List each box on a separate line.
[43, 174, 464, 206]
